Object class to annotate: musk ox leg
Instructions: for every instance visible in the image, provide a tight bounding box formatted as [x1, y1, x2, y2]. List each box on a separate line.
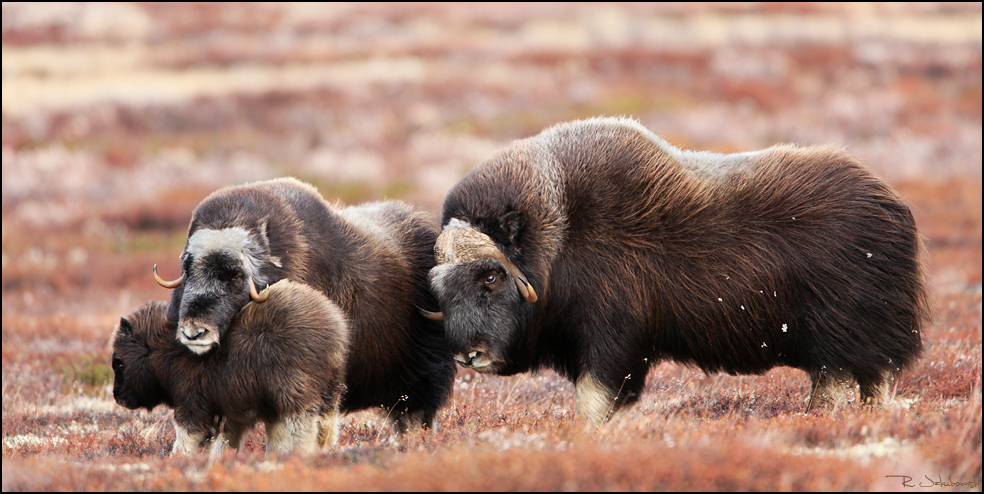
[317, 409, 342, 449]
[203, 418, 250, 460]
[265, 413, 320, 455]
[207, 433, 232, 458]
[575, 374, 619, 424]
[317, 382, 345, 448]
[856, 369, 892, 408]
[171, 420, 209, 456]
[392, 407, 438, 435]
[806, 368, 849, 413]
[215, 419, 251, 452]
[575, 370, 644, 424]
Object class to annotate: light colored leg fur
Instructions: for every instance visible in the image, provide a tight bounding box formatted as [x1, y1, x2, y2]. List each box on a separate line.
[317, 410, 342, 448]
[806, 369, 849, 413]
[265, 413, 320, 455]
[575, 374, 617, 424]
[857, 369, 892, 408]
[208, 433, 232, 458]
[171, 420, 208, 456]
[217, 419, 250, 451]
[392, 408, 437, 436]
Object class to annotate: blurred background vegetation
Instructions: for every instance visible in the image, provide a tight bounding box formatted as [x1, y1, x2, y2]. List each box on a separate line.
[3, 2, 979, 321]
[2, 3, 980, 490]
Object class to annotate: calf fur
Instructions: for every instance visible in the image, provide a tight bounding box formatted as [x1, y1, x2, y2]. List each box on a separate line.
[112, 280, 349, 455]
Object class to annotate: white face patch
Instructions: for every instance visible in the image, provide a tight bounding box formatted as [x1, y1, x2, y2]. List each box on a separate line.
[186, 227, 253, 260]
[185, 227, 269, 285]
[427, 264, 455, 299]
[442, 218, 473, 233]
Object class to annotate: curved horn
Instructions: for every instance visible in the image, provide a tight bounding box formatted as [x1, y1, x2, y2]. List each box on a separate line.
[416, 306, 445, 321]
[249, 277, 270, 303]
[435, 225, 538, 304]
[500, 258, 538, 304]
[153, 264, 185, 289]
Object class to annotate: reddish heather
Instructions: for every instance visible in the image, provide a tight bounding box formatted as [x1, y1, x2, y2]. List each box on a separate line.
[2, 3, 981, 491]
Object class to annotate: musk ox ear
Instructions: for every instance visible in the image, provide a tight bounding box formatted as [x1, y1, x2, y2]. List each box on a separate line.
[118, 317, 134, 338]
[256, 218, 271, 251]
[256, 218, 282, 268]
[501, 210, 525, 246]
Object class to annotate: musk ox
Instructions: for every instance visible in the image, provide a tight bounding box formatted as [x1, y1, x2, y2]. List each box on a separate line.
[153, 177, 454, 433]
[112, 280, 349, 455]
[426, 116, 929, 423]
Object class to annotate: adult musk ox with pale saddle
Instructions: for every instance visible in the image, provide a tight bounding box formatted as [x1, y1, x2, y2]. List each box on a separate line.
[153, 177, 454, 433]
[112, 280, 349, 455]
[425, 117, 929, 423]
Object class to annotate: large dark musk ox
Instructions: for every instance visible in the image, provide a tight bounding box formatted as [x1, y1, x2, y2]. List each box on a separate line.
[426, 116, 929, 423]
[154, 177, 455, 433]
[112, 280, 349, 455]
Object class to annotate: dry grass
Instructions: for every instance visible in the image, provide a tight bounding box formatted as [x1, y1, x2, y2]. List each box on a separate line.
[3, 2, 981, 491]
[2, 244, 980, 490]
[2, 335, 980, 490]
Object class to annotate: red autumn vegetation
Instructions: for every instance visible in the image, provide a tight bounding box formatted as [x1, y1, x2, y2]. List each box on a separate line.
[2, 3, 980, 491]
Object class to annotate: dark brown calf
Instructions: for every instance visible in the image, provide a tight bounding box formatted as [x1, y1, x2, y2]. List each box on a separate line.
[112, 280, 348, 455]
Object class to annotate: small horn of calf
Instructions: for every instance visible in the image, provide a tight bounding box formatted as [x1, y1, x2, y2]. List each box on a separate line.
[249, 277, 270, 303]
[153, 264, 185, 289]
[434, 225, 538, 304]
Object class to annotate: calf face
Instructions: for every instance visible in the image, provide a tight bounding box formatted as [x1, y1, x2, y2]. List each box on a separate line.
[111, 302, 170, 411]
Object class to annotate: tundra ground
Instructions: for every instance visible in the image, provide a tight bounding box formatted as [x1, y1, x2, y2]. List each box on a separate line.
[2, 3, 981, 491]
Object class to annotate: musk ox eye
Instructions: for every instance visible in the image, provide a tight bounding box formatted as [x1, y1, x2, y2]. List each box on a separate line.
[219, 269, 242, 283]
[485, 273, 496, 284]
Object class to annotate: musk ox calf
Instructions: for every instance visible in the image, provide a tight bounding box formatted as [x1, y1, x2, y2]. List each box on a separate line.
[153, 177, 455, 433]
[426, 116, 929, 423]
[112, 280, 349, 455]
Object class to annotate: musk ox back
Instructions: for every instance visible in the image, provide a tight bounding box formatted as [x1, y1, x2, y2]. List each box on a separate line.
[112, 280, 349, 455]
[154, 177, 455, 432]
[428, 116, 928, 423]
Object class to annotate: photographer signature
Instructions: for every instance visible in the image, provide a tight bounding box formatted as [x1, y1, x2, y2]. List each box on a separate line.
[886, 475, 982, 489]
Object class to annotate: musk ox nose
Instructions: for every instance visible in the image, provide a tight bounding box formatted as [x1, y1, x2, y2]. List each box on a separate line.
[114, 393, 136, 410]
[180, 323, 208, 341]
[177, 320, 220, 355]
[454, 350, 481, 367]
[452, 349, 499, 372]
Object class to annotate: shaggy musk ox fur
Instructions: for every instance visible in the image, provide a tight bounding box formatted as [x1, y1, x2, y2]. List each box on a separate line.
[155, 177, 454, 432]
[112, 280, 349, 455]
[428, 117, 929, 423]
